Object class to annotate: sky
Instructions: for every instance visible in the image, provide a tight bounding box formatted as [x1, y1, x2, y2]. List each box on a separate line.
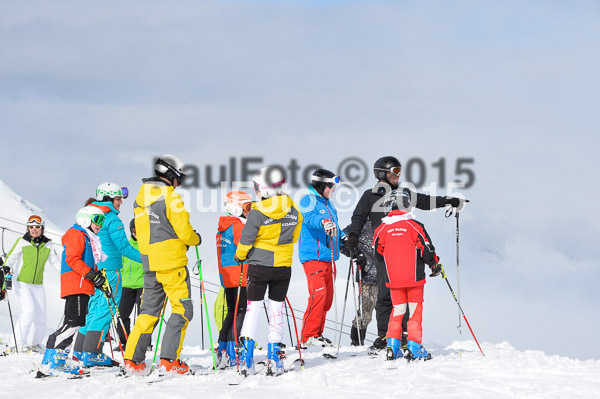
[1, 0, 599, 360]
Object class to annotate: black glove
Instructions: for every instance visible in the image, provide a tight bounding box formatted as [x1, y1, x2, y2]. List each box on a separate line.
[429, 263, 442, 277]
[1, 265, 10, 275]
[85, 270, 111, 296]
[344, 233, 359, 257]
[234, 255, 244, 264]
[445, 196, 469, 211]
[354, 250, 367, 268]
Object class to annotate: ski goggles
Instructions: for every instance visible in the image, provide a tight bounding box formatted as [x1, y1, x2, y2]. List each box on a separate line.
[27, 215, 44, 226]
[312, 175, 341, 185]
[375, 166, 402, 176]
[97, 187, 129, 199]
[90, 214, 106, 227]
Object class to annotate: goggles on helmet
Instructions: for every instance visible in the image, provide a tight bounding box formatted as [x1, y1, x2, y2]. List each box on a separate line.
[97, 186, 129, 199]
[27, 215, 44, 226]
[90, 214, 106, 227]
[312, 175, 341, 185]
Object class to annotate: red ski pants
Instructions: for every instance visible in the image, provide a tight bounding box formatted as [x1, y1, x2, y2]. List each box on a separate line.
[301, 260, 334, 342]
[387, 285, 424, 343]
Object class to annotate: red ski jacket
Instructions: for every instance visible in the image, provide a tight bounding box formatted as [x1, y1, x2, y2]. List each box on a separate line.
[373, 210, 439, 288]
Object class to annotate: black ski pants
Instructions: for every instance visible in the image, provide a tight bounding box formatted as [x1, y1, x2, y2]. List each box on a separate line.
[46, 294, 89, 350]
[217, 287, 247, 342]
[117, 287, 143, 345]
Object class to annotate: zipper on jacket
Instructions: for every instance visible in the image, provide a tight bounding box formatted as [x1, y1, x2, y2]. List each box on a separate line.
[33, 245, 40, 284]
[324, 201, 337, 260]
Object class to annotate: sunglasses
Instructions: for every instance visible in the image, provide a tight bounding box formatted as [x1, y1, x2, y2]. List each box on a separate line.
[28, 225, 42, 230]
[91, 214, 106, 227]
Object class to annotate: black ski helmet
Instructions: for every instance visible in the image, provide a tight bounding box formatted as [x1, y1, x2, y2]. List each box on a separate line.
[311, 169, 340, 196]
[129, 218, 136, 233]
[373, 156, 402, 181]
[155, 154, 187, 186]
[382, 188, 413, 213]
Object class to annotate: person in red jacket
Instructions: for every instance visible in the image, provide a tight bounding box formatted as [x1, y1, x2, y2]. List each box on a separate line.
[38, 206, 110, 377]
[215, 191, 252, 368]
[373, 189, 442, 361]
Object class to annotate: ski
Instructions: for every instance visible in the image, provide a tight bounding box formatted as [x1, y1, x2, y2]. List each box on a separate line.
[322, 353, 337, 359]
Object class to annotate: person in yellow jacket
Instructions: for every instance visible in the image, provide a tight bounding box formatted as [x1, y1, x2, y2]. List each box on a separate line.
[123, 154, 201, 375]
[235, 167, 302, 377]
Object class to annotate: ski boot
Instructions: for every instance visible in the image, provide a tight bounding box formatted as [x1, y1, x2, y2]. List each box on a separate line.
[238, 337, 255, 377]
[160, 358, 191, 374]
[38, 348, 88, 377]
[216, 341, 228, 369]
[266, 342, 285, 376]
[123, 359, 147, 375]
[80, 351, 120, 367]
[72, 350, 83, 362]
[227, 340, 237, 367]
[405, 340, 432, 361]
[386, 338, 401, 360]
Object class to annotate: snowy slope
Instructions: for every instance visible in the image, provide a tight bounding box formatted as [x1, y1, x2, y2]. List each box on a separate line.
[0, 335, 598, 399]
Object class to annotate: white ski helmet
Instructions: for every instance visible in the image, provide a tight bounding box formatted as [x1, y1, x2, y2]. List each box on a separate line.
[155, 154, 186, 185]
[76, 206, 106, 228]
[252, 166, 286, 200]
[96, 182, 128, 201]
[224, 191, 252, 217]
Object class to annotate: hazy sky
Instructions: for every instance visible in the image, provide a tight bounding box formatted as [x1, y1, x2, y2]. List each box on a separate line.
[1, 1, 599, 359]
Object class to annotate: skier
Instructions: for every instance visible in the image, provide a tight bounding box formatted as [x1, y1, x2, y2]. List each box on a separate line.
[3, 215, 61, 353]
[73, 183, 141, 367]
[124, 154, 201, 375]
[298, 169, 344, 347]
[344, 156, 464, 351]
[373, 189, 442, 360]
[235, 167, 303, 376]
[117, 219, 144, 347]
[39, 206, 110, 377]
[340, 221, 376, 346]
[215, 191, 253, 368]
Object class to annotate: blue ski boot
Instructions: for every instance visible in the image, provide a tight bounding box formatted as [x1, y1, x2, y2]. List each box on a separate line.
[216, 341, 227, 369]
[227, 341, 237, 367]
[80, 351, 119, 367]
[386, 338, 401, 360]
[406, 340, 431, 360]
[267, 342, 285, 376]
[39, 348, 88, 377]
[239, 337, 255, 376]
[72, 350, 83, 362]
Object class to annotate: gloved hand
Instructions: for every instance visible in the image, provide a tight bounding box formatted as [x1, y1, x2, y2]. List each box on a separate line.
[429, 263, 442, 277]
[321, 219, 337, 238]
[85, 270, 111, 296]
[344, 233, 359, 257]
[234, 255, 244, 264]
[445, 196, 469, 211]
[354, 250, 367, 268]
[1, 265, 10, 275]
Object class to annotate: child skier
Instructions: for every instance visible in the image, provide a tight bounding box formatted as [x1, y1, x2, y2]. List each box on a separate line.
[4, 215, 61, 353]
[215, 191, 253, 368]
[73, 183, 141, 367]
[235, 167, 303, 376]
[373, 189, 442, 361]
[39, 206, 110, 377]
[298, 169, 344, 347]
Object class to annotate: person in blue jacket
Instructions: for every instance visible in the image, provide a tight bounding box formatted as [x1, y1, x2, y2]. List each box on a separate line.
[298, 169, 346, 346]
[72, 182, 141, 367]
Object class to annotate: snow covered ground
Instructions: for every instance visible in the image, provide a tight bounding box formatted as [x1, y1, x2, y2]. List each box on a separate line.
[1, 336, 598, 399]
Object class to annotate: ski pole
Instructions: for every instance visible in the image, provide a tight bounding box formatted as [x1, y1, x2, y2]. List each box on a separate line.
[329, 237, 338, 348]
[285, 296, 304, 369]
[233, 261, 244, 371]
[349, 259, 363, 347]
[101, 270, 129, 342]
[336, 257, 353, 352]
[440, 265, 485, 357]
[6, 292, 18, 353]
[151, 298, 168, 370]
[195, 246, 217, 371]
[456, 211, 461, 333]
[284, 301, 294, 349]
[103, 290, 126, 361]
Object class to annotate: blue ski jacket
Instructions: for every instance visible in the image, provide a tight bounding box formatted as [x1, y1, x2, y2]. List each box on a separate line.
[298, 186, 345, 263]
[91, 201, 141, 271]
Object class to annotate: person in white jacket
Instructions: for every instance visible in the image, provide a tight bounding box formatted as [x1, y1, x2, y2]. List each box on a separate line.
[4, 215, 60, 353]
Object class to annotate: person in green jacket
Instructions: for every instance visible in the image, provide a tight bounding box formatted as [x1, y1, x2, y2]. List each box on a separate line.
[117, 219, 144, 346]
[4, 215, 61, 353]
